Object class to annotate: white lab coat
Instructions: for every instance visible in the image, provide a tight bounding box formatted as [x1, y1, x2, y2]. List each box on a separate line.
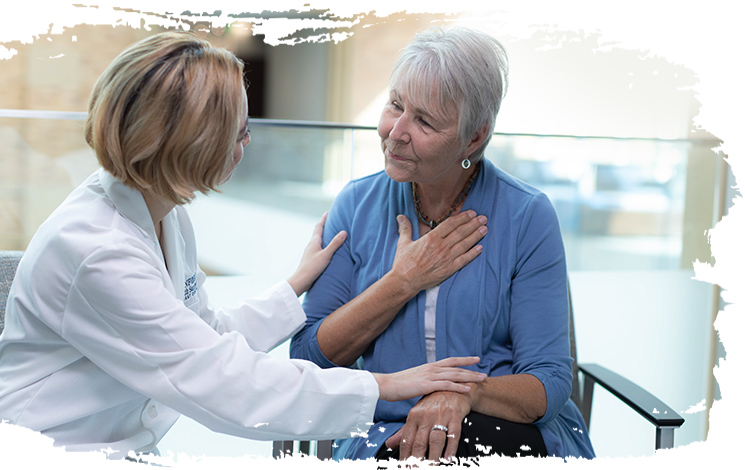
[0, 169, 378, 459]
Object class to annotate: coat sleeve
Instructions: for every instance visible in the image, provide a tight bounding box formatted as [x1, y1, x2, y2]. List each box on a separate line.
[195, 268, 306, 353]
[60, 241, 378, 441]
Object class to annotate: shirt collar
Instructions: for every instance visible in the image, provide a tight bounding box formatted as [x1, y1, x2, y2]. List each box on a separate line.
[99, 169, 159, 243]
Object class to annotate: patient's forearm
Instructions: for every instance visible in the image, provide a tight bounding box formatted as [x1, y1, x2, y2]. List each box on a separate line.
[467, 374, 547, 424]
[316, 269, 418, 366]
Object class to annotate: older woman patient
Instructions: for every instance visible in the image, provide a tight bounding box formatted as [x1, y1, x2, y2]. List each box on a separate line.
[291, 27, 595, 461]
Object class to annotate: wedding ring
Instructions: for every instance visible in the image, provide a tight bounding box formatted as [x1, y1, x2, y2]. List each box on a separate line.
[431, 424, 448, 433]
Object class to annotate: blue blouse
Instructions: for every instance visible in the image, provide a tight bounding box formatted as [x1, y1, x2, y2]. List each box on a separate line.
[291, 159, 595, 459]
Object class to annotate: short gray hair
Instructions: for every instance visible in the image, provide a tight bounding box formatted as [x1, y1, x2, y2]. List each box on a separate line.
[389, 27, 508, 160]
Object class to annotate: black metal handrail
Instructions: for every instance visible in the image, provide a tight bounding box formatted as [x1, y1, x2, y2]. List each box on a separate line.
[0, 108, 719, 144]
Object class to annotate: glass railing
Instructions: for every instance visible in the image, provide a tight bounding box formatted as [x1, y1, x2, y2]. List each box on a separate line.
[218, 118, 709, 273]
[0, 111, 718, 274]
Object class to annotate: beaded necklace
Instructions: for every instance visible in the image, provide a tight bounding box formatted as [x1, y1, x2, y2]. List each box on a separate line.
[412, 161, 481, 230]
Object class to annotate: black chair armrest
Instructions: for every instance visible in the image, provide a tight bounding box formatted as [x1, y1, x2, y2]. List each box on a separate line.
[579, 363, 684, 428]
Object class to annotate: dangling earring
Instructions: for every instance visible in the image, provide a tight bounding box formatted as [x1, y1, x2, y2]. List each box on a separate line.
[462, 158, 471, 169]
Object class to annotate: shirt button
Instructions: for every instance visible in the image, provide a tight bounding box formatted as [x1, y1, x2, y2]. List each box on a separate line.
[148, 405, 158, 419]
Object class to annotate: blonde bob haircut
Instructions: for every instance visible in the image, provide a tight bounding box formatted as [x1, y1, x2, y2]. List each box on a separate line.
[85, 32, 245, 205]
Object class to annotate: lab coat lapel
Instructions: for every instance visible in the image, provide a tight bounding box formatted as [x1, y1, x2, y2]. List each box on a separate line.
[99, 169, 177, 297]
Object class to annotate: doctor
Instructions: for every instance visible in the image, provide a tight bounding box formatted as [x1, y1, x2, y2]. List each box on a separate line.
[0, 32, 489, 459]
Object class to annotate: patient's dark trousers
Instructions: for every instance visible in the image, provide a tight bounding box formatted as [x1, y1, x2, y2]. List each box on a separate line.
[376, 412, 548, 460]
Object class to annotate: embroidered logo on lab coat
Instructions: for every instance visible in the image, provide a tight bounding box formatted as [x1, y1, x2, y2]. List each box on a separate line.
[184, 273, 197, 301]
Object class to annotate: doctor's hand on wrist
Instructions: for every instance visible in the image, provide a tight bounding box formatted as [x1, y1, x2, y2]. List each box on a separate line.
[371, 356, 485, 402]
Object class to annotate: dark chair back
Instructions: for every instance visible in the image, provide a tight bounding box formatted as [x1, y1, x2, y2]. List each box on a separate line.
[0, 250, 24, 333]
[568, 286, 582, 409]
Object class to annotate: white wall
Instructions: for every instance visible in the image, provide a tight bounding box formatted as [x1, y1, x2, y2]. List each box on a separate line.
[266, 42, 330, 121]
[570, 270, 713, 457]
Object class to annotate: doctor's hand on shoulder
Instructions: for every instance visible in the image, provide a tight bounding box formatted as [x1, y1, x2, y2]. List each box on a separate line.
[287, 212, 347, 296]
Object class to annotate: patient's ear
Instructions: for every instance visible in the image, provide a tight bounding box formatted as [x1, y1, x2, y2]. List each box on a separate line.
[464, 123, 490, 156]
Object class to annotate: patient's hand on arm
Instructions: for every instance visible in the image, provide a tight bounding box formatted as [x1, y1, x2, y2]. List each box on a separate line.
[317, 212, 488, 366]
[386, 373, 547, 461]
[287, 212, 347, 296]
